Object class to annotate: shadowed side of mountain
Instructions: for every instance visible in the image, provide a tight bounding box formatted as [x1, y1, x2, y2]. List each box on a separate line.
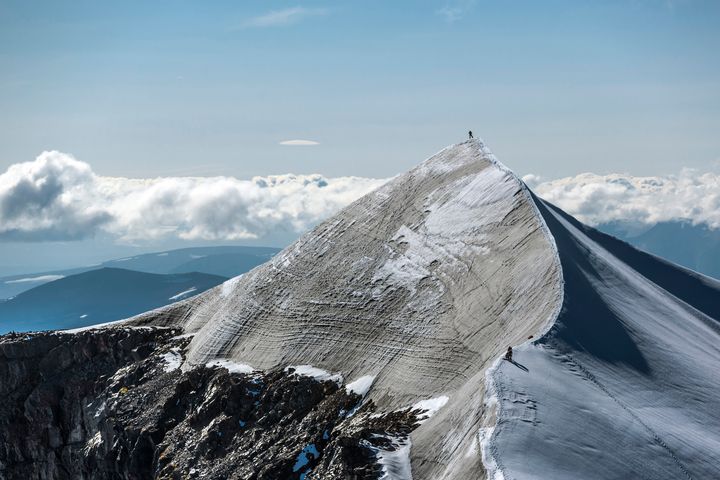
[487, 196, 720, 480]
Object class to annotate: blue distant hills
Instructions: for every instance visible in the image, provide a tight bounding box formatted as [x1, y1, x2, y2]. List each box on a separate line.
[597, 221, 720, 281]
[1, 224, 717, 335]
[0, 246, 280, 333]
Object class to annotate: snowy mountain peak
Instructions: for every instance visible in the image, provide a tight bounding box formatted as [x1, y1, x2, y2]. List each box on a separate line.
[131, 139, 563, 478]
[125, 140, 720, 479]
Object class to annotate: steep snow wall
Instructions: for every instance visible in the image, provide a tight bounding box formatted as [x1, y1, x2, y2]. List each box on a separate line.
[487, 198, 720, 479]
[134, 140, 564, 479]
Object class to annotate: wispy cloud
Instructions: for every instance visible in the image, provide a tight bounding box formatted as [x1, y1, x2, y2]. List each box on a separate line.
[279, 139, 320, 146]
[436, 0, 476, 23]
[242, 6, 327, 28]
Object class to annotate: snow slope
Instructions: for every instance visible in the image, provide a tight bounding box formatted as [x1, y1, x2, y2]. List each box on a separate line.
[487, 197, 720, 480]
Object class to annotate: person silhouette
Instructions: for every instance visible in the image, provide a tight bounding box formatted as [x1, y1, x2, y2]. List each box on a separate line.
[468, 130, 474, 139]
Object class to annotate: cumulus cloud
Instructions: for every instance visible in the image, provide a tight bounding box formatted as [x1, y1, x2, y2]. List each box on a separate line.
[0, 151, 111, 241]
[5, 151, 717, 245]
[0, 151, 387, 243]
[279, 139, 320, 146]
[525, 170, 720, 229]
[242, 7, 327, 28]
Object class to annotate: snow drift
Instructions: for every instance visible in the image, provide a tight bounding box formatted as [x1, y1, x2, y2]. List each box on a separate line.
[132, 139, 720, 479]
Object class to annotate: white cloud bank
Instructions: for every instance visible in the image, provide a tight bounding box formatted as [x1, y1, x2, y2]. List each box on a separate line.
[525, 170, 720, 229]
[2, 151, 718, 245]
[0, 151, 386, 243]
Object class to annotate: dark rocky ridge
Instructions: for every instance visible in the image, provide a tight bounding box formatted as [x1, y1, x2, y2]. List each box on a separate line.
[0, 327, 426, 479]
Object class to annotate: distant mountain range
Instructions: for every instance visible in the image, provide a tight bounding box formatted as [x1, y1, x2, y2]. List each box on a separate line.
[0, 246, 280, 301]
[597, 221, 720, 280]
[0, 268, 225, 333]
[0, 246, 280, 333]
[1, 223, 717, 335]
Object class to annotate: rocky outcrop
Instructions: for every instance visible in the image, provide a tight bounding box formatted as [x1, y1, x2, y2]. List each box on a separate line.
[0, 327, 430, 480]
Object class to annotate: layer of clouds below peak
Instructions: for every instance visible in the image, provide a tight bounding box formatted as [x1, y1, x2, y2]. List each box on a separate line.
[0, 151, 387, 243]
[2, 151, 718, 245]
[524, 170, 720, 231]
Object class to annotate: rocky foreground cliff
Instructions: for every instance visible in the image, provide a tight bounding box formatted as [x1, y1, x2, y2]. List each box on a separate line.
[0, 327, 429, 479]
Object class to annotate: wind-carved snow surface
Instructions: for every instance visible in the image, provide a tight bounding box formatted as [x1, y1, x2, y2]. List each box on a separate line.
[133, 140, 565, 479]
[220, 275, 243, 298]
[487, 198, 720, 480]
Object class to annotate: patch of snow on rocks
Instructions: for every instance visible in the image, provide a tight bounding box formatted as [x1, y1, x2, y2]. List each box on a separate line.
[412, 395, 449, 423]
[206, 359, 255, 374]
[373, 435, 413, 480]
[345, 375, 375, 397]
[161, 349, 182, 372]
[285, 365, 343, 384]
[84, 432, 103, 453]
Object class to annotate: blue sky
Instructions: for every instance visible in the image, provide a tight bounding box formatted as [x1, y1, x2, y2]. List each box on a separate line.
[1, 1, 719, 273]
[1, 0, 719, 179]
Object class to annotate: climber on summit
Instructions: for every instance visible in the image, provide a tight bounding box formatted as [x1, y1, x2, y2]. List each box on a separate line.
[504, 346, 513, 362]
[468, 130, 474, 140]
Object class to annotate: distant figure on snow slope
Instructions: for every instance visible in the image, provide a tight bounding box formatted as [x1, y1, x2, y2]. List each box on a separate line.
[468, 130, 474, 139]
[504, 346, 513, 362]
